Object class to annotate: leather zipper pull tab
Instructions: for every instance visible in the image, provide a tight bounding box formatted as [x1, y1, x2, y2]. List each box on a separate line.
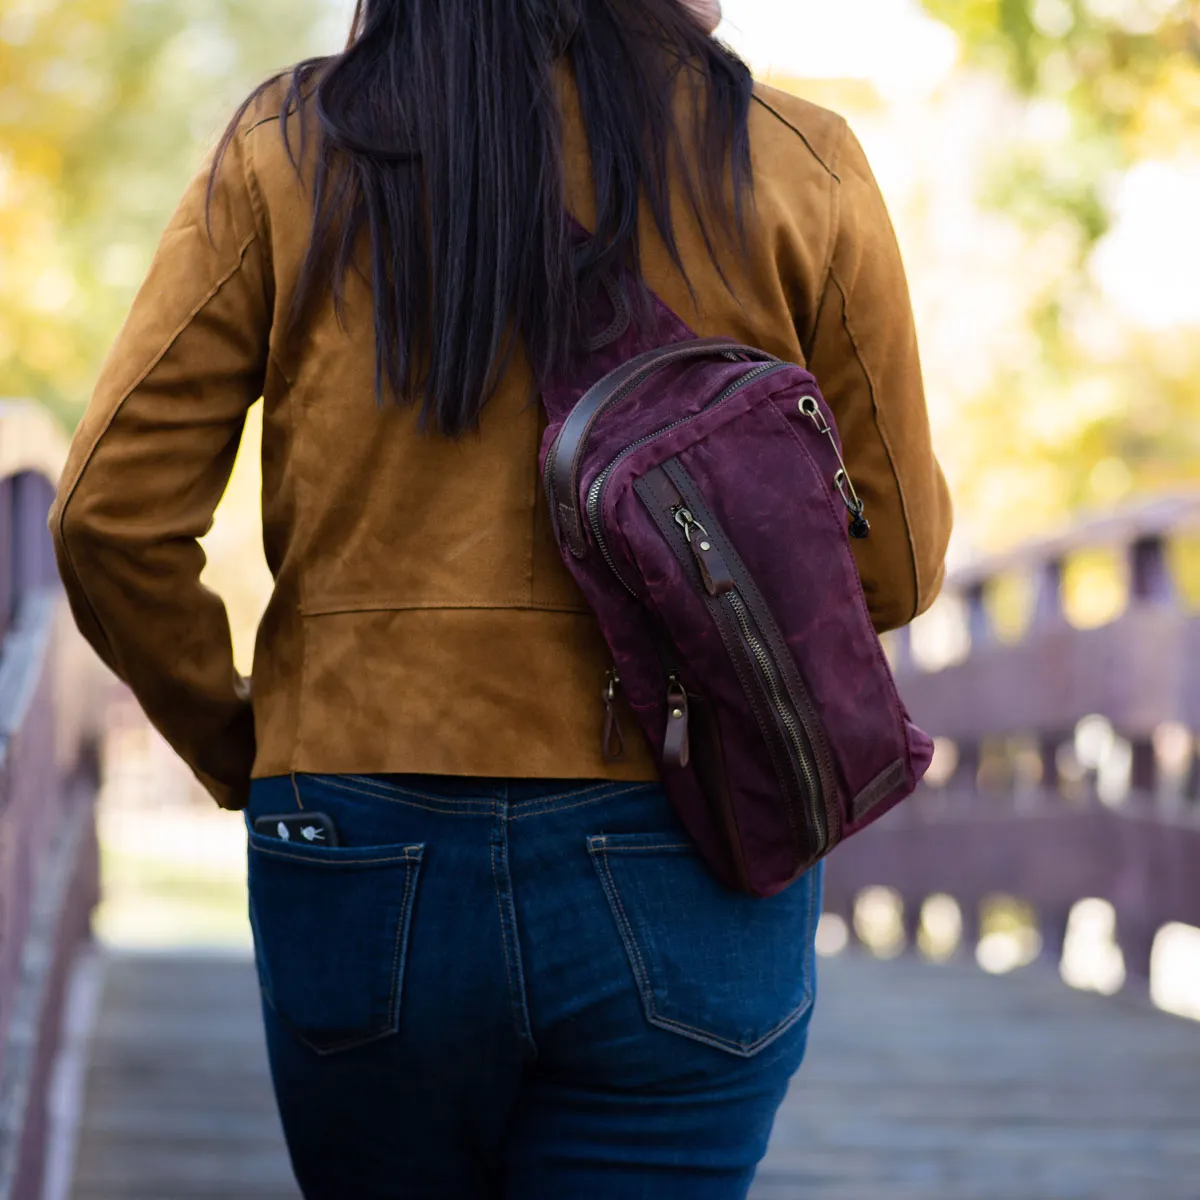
[692, 533, 736, 596]
[662, 677, 691, 769]
[602, 669, 626, 762]
[674, 507, 735, 596]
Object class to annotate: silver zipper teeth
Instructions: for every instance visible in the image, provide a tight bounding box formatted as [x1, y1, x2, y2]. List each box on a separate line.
[727, 590, 827, 851]
[584, 362, 789, 593]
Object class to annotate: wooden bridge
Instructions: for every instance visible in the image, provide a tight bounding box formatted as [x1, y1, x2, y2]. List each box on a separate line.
[2, 403, 1199, 1198]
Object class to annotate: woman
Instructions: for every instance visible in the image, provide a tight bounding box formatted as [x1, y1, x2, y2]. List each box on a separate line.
[51, 0, 951, 1195]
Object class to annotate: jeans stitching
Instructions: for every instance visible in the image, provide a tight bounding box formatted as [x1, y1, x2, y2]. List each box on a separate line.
[342, 774, 503, 805]
[507, 784, 647, 821]
[305, 860, 423, 1057]
[647, 1004, 812, 1057]
[490, 836, 533, 1049]
[306, 775, 495, 815]
[385, 857, 420, 1028]
[332, 775, 498, 810]
[640, 872, 819, 1054]
[644, 868, 820, 1055]
[593, 845, 819, 1056]
[507, 782, 636, 810]
[252, 848, 425, 1057]
[248, 844, 422, 868]
[590, 846, 655, 1005]
[596, 842, 693, 852]
[294, 774, 649, 818]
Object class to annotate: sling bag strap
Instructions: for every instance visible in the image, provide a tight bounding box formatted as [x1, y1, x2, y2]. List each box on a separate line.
[547, 339, 777, 556]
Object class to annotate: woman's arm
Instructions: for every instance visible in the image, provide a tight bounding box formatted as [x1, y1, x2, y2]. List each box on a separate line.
[807, 122, 953, 632]
[50, 128, 272, 809]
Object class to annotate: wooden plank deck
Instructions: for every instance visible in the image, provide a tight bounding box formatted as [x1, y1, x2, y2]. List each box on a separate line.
[68, 950, 1200, 1199]
[68, 954, 297, 1200]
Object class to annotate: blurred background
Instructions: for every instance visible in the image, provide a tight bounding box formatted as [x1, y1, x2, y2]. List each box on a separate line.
[2, 1, 1199, 1197]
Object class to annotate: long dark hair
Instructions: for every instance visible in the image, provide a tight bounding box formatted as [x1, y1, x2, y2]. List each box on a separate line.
[216, 0, 753, 436]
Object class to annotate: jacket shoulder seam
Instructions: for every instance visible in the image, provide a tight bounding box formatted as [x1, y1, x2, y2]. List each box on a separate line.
[244, 112, 282, 137]
[237, 121, 298, 387]
[792, 115, 849, 356]
[827, 264, 921, 624]
[751, 93, 844, 181]
[822, 117, 850, 278]
[239, 121, 281, 359]
[241, 78, 317, 142]
[241, 123, 271, 235]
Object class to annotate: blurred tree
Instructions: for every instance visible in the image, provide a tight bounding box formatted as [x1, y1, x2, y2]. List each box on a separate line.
[917, 0, 1200, 549]
[0, 0, 341, 422]
[921, 0, 1198, 239]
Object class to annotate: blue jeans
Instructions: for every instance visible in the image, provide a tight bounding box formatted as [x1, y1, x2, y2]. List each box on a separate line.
[246, 774, 822, 1199]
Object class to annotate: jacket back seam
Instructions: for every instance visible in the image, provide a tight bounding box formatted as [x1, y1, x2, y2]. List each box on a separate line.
[298, 600, 595, 618]
[826, 265, 922, 624]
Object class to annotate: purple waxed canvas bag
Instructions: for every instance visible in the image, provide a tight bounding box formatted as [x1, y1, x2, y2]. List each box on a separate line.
[541, 277, 933, 898]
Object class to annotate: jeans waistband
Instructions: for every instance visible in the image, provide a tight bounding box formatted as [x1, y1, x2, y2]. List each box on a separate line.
[314, 773, 635, 807]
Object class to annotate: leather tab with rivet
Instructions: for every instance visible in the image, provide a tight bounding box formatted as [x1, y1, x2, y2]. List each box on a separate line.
[690, 532, 735, 596]
[601, 669, 626, 762]
[662, 678, 690, 769]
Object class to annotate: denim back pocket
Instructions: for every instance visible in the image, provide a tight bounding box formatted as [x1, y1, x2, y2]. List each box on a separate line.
[247, 828, 424, 1056]
[588, 833, 821, 1057]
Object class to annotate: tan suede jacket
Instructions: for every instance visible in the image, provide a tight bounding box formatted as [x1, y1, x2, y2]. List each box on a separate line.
[50, 75, 952, 810]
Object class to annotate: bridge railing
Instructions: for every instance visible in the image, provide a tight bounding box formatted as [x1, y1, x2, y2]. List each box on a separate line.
[0, 403, 105, 1200]
[825, 493, 1200, 987]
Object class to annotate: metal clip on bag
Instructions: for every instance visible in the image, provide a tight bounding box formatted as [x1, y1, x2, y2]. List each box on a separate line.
[541, 277, 933, 898]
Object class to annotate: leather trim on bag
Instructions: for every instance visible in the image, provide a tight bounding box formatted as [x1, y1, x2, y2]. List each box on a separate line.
[546, 339, 774, 557]
[851, 758, 906, 823]
[661, 458, 842, 835]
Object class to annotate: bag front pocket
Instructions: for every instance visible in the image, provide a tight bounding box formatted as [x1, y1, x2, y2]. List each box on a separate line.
[588, 832, 821, 1057]
[247, 830, 424, 1055]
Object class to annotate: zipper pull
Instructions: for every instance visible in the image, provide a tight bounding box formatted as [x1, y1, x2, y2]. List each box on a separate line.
[836, 471, 871, 540]
[662, 676, 691, 769]
[674, 507, 735, 596]
[800, 396, 871, 540]
[602, 669, 626, 762]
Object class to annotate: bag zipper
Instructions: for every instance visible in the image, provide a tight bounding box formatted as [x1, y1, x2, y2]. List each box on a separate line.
[660, 469, 836, 858]
[542, 344, 758, 526]
[582, 361, 790, 595]
[725, 590, 827, 852]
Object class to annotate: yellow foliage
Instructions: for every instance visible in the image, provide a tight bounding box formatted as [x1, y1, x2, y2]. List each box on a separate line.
[0, 0, 333, 419]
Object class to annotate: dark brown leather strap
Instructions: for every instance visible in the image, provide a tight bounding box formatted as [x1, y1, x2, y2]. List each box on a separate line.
[584, 274, 632, 352]
[549, 338, 776, 557]
[663, 679, 691, 769]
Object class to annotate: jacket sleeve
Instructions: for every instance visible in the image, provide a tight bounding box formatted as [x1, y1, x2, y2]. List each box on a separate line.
[804, 121, 952, 633]
[49, 129, 271, 810]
